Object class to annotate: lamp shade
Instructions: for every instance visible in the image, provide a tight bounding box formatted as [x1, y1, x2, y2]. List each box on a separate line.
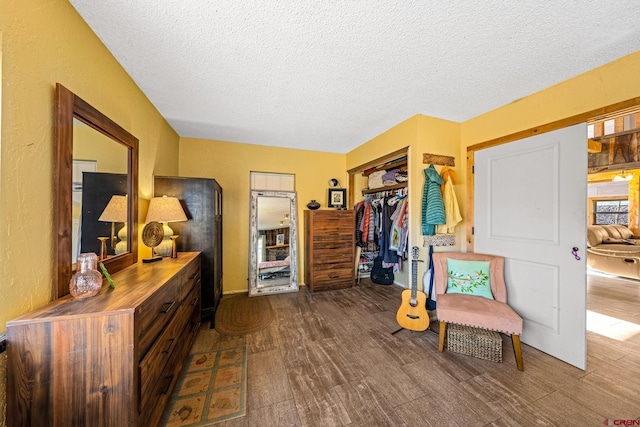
[145, 195, 187, 223]
[98, 195, 128, 223]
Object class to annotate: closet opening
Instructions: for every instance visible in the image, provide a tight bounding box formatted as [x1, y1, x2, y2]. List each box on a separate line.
[348, 147, 409, 284]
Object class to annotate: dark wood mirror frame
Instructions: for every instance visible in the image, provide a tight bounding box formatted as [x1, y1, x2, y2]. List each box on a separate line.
[55, 83, 139, 298]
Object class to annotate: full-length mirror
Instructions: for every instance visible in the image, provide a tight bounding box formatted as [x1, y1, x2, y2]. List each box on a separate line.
[249, 190, 299, 296]
[55, 83, 139, 298]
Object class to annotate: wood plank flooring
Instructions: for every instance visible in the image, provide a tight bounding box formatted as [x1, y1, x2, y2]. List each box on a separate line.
[190, 274, 640, 426]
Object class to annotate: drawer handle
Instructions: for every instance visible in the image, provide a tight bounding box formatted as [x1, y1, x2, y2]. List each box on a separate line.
[162, 338, 175, 354]
[160, 375, 174, 395]
[160, 301, 176, 314]
[191, 296, 200, 307]
[189, 273, 199, 280]
[329, 275, 339, 279]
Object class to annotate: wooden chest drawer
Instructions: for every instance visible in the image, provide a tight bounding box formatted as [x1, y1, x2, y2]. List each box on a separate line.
[139, 282, 201, 426]
[312, 233, 354, 250]
[305, 209, 355, 292]
[139, 300, 189, 409]
[181, 257, 201, 301]
[309, 268, 353, 290]
[177, 282, 202, 340]
[309, 218, 354, 232]
[137, 276, 180, 359]
[139, 342, 185, 427]
[311, 250, 354, 267]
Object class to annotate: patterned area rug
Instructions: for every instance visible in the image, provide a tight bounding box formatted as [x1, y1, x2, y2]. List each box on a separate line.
[215, 293, 274, 335]
[162, 346, 247, 426]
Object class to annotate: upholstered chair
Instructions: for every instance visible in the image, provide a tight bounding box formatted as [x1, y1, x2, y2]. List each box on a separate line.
[433, 252, 524, 371]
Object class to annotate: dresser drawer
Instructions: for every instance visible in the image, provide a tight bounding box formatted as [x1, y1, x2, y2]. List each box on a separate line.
[181, 258, 201, 301]
[139, 290, 192, 415]
[137, 277, 180, 359]
[312, 234, 354, 250]
[178, 282, 201, 334]
[310, 268, 353, 285]
[139, 307, 187, 403]
[311, 250, 354, 267]
[139, 343, 184, 427]
[310, 210, 353, 220]
[139, 283, 201, 426]
[310, 220, 354, 234]
[312, 230, 353, 239]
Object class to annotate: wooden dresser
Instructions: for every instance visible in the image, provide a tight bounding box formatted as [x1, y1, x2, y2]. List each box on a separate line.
[6, 252, 202, 427]
[304, 210, 356, 291]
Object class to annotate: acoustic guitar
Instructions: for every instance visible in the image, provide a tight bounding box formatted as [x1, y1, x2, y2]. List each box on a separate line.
[395, 246, 429, 331]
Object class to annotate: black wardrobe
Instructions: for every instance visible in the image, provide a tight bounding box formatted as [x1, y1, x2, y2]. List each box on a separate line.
[154, 176, 223, 326]
[80, 172, 128, 257]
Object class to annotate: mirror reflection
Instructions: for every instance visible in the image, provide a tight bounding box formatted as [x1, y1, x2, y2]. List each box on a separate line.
[249, 191, 299, 296]
[72, 118, 129, 262]
[55, 83, 138, 299]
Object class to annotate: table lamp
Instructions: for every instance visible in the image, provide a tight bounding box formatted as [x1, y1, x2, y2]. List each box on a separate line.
[145, 195, 187, 257]
[98, 195, 128, 254]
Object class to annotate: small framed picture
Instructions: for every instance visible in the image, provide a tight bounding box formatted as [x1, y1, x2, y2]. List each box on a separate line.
[328, 188, 347, 209]
[276, 233, 285, 245]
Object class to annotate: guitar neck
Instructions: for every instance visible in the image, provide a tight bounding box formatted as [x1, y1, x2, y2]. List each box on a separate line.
[411, 259, 418, 300]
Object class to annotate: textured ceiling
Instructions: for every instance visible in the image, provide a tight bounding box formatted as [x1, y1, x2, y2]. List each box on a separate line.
[69, 1, 640, 153]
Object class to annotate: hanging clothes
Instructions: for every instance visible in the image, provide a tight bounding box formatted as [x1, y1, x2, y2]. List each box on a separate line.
[439, 166, 458, 191]
[361, 201, 371, 243]
[355, 201, 365, 243]
[437, 174, 462, 234]
[421, 164, 445, 235]
[388, 198, 407, 251]
[367, 202, 376, 243]
[380, 196, 397, 263]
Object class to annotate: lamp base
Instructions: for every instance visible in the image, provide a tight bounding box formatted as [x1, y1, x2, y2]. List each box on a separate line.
[154, 222, 175, 257]
[154, 239, 173, 257]
[142, 256, 163, 263]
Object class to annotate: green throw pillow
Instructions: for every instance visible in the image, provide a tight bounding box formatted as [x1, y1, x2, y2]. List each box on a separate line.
[446, 258, 494, 299]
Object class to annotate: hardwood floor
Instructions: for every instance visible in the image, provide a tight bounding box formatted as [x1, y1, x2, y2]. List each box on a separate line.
[191, 274, 640, 426]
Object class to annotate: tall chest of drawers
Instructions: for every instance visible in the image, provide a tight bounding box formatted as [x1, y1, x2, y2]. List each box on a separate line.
[304, 210, 356, 291]
[6, 252, 202, 427]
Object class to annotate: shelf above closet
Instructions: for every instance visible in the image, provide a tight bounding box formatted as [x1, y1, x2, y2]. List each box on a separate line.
[362, 157, 407, 176]
[362, 182, 407, 195]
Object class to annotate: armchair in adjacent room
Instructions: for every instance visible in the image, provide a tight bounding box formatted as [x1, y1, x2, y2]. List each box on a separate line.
[433, 252, 524, 371]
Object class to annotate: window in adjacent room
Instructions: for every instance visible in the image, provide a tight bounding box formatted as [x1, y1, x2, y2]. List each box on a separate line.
[593, 199, 628, 226]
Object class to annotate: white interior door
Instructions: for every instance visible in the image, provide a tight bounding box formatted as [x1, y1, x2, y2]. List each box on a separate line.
[474, 123, 587, 369]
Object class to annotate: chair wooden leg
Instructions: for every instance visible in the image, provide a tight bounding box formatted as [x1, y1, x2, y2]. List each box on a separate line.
[512, 334, 524, 371]
[438, 321, 447, 352]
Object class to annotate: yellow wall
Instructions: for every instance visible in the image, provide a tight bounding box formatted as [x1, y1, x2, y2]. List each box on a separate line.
[461, 52, 640, 148]
[73, 124, 129, 174]
[346, 114, 462, 287]
[0, 2, 180, 423]
[178, 138, 346, 293]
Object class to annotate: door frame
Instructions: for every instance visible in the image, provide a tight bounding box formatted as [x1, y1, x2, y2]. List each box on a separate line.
[466, 95, 640, 251]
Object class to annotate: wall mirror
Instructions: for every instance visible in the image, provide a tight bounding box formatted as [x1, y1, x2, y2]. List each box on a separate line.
[249, 190, 299, 296]
[55, 83, 139, 298]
